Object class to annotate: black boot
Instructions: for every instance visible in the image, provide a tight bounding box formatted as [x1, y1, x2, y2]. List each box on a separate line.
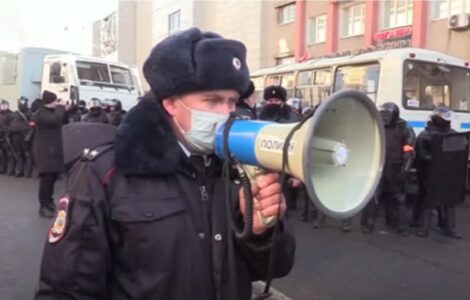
[341, 218, 352, 233]
[6, 157, 15, 176]
[38, 206, 54, 219]
[416, 208, 432, 238]
[397, 203, 410, 237]
[443, 207, 463, 239]
[312, 213, 326, 229]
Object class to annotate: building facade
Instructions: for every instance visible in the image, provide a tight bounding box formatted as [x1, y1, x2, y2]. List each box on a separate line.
[286, 0, 470, 65]
[94, 0, 470, 88]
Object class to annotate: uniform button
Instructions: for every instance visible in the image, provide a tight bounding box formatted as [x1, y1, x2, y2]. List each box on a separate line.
[145, 212, 154, 218]
[234, 179, 240, 184]
[198, 232, 206, 239]
[214, 234, 222, 241]
[191, 173, 197, 179]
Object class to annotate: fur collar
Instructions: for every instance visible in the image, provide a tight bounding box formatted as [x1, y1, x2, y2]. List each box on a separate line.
[115, 94, 188, 176]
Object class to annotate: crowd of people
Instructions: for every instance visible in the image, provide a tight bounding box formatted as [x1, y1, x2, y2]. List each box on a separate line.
[0, 92, 127, 217]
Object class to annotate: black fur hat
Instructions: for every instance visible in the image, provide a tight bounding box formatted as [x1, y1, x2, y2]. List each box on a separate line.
[240, 81, 255, 100]
[42, 90, 57, 104]
[143, 27, 250, 100]
[263, 85, 287, 102]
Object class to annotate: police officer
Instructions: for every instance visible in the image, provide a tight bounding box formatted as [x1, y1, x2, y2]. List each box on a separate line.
[235, 80, 257, 120]
[32, 91, 66, 218]
[81, 98, 109, 124]
[9, 97, 34, 177]
[415, 106, 462, 238]
[259, 85, 300, 123]
[0, 100, 14, 175]
[361, 102, 414, 235]
[35, 28, 295, 300]
[67, 100, 88, 123]
[108, 98, 126, 126]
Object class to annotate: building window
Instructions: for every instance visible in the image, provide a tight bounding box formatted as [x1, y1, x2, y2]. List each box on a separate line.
[168, 10, 181, 34]
[278, 3, 296, 25]
[432, 0, 470, 19]
[276, 56, 295, 66]
[381, 0, 413, 29]
[307, 15, 327, 44]
[342, 4, 365, 37]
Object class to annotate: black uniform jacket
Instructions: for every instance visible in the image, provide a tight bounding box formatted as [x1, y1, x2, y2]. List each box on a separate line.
[35, 95, 296, 300]
[32, 106, 65, 174]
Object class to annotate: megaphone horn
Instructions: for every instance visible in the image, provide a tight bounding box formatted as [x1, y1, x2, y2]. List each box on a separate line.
[215, 89, 385, 219]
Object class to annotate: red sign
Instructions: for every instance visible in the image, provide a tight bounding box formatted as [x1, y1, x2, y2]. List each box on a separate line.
[374, 27, 412, 41]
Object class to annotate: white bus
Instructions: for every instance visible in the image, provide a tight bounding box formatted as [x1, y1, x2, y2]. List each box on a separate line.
[251, 48, 470, 134]
[0, 47, 142, 111]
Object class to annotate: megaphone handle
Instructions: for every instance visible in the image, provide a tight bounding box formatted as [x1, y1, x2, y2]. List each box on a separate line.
[237, 165, 278, 228]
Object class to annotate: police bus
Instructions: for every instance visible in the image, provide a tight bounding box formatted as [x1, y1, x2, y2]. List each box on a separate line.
[250, 48, 470, 134]
[0, 47, 143, 111]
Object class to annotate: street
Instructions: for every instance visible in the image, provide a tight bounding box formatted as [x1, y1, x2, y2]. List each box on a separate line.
[1, 174, 469, 300]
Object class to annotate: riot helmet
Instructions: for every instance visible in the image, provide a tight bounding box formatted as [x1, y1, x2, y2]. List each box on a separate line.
[18, 96, 29, 112]
[379, 102, 400, 126]
[110, 99, 122, 111]
[430, 106, 453, 128]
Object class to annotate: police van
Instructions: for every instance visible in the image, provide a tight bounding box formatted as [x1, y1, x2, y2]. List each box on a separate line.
[0, 47, 142, 111]
[251, 48, 470, 135]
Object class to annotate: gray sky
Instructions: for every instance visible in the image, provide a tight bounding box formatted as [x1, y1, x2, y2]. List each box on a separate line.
[0, 0, 117, 54]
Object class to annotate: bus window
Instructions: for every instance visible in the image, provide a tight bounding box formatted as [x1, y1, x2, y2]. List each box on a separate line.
[424, 85, 449, 108]
[110, 65, 133, 86]
[334, 64, 380, 101]
[403, 60, 470, 111]
[49, 62, 69, 84]
[77, 61, 111, 83]
[266, 75, 281, 86]
[296, 69, 331, 108]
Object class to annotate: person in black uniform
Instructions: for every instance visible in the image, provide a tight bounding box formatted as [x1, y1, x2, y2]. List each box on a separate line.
[0, 100, 14, 175]
[32, 91, 66, 218]
[108, 99, 126, 126]
[81, 98, 109, 124]
[67, 100, 88, 123]
[35, 27, 295, 300]
[361, 102, 414, 235]
[235, 81, 257, 120]
[9, 97, 34, 177]
[414, 106, 463, 238]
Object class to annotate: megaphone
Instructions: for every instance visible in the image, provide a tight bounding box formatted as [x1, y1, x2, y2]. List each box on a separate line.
[215, 89, 385, 219]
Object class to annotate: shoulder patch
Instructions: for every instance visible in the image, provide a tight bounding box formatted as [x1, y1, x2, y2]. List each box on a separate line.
[48, 196, 70, 244]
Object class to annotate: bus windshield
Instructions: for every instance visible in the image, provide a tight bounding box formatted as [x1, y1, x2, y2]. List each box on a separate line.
[403, 60, 470, 112]
[76, 61, 110, 84]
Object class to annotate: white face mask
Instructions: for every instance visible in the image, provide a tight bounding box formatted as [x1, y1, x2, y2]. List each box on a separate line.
[175, 99, 229, 154]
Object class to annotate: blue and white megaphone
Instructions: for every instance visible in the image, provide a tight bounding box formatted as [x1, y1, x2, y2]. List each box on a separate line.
[215, 90, 385, 220]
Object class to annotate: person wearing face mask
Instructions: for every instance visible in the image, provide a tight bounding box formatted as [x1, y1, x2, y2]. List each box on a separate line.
[9, 97, 34, 177]
[35, 28, 295, 300]
[414, 106, 463, 239]
[32, 91, 66, 218]
[235, 81, 257, 120]
[259, 86, 300, 123]
[81, 98, 109, 124]
[0, 99, 14, 175]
